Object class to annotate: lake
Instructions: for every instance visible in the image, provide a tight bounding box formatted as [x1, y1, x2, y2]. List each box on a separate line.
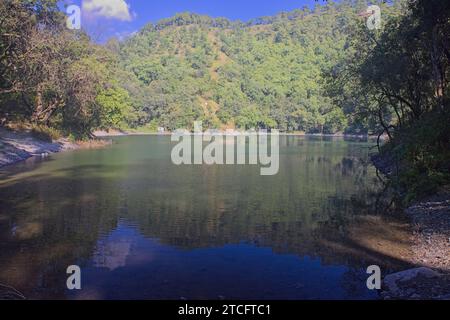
[0, 135, 413, 300]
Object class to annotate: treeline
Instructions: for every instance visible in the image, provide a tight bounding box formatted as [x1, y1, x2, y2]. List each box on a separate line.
[328, 0, 450, 200]
[0, 0, 131, 138]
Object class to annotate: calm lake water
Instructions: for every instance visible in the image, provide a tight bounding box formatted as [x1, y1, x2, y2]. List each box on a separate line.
[0, 136, 413, 300]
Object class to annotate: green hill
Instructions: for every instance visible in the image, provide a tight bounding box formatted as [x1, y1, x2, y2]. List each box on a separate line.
[114, 1, 401, 133]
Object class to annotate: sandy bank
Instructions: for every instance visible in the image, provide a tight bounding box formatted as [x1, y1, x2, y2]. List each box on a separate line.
[0, 128, 110, 169]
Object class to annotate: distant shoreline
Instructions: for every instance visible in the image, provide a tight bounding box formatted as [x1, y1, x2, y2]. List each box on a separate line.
[1, 128, 382, 170]
[93, 129, 381, 140]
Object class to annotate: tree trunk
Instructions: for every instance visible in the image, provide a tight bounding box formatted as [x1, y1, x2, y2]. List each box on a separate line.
[32, 86, 44, 123]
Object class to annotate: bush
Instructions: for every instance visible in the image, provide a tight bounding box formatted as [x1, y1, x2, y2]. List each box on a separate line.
[30, 125, 62, 142]
[381, 107, 450, 204]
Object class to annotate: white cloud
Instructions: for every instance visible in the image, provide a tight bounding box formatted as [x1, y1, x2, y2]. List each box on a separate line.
[82, 0, 132, 21]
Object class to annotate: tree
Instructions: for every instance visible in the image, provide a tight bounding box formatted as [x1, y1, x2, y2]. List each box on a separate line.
[96, 87, 133, 129]
[327, 0, 450, 200]
[0, 0, 125, 137]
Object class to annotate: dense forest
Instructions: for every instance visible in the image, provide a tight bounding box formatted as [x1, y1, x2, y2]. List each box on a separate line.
[115, 1, 403, 133]
[1, 0, 449, 200]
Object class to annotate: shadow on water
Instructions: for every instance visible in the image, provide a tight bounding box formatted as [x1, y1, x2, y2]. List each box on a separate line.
[0, 156, 56, 181]
[0, 136, 428, 299]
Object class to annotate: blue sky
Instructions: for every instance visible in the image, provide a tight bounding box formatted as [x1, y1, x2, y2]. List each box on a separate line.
[63, 0, 321, 42]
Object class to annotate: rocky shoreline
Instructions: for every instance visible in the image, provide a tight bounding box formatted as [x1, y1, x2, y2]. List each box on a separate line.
[407, 191, 450, 270]
[372, 152, 450, 299]
[380, 190, 450, 299]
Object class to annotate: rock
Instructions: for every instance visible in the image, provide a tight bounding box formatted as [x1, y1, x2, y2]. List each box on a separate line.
[382, 267, 447, 300]
[384, 267, 441, 289]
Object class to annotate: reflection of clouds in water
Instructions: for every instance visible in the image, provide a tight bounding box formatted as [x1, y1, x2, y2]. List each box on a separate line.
[92, 224, 133, 271]
[91, 222, 156, 271]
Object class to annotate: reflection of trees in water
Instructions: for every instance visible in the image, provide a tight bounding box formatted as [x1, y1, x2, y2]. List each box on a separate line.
[121, 152, 407, 271]
[0, 174, 121, 298]
[0, 137, 410, 298]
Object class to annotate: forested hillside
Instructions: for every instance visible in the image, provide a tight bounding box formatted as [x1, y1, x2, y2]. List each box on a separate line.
[114, 1, 402, 133]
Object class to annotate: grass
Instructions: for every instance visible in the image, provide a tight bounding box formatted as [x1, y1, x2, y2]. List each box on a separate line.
[76, 139, 112, 149]
[126, 124, 158, 134]
[3, 121, 62, 142]
[30, 124, 61, 142]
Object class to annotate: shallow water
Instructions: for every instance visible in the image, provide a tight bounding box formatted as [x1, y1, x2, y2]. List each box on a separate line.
[0, 135, 413, 300]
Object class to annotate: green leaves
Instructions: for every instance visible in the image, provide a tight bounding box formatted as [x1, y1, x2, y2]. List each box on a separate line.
[96, 87, 133, 130]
